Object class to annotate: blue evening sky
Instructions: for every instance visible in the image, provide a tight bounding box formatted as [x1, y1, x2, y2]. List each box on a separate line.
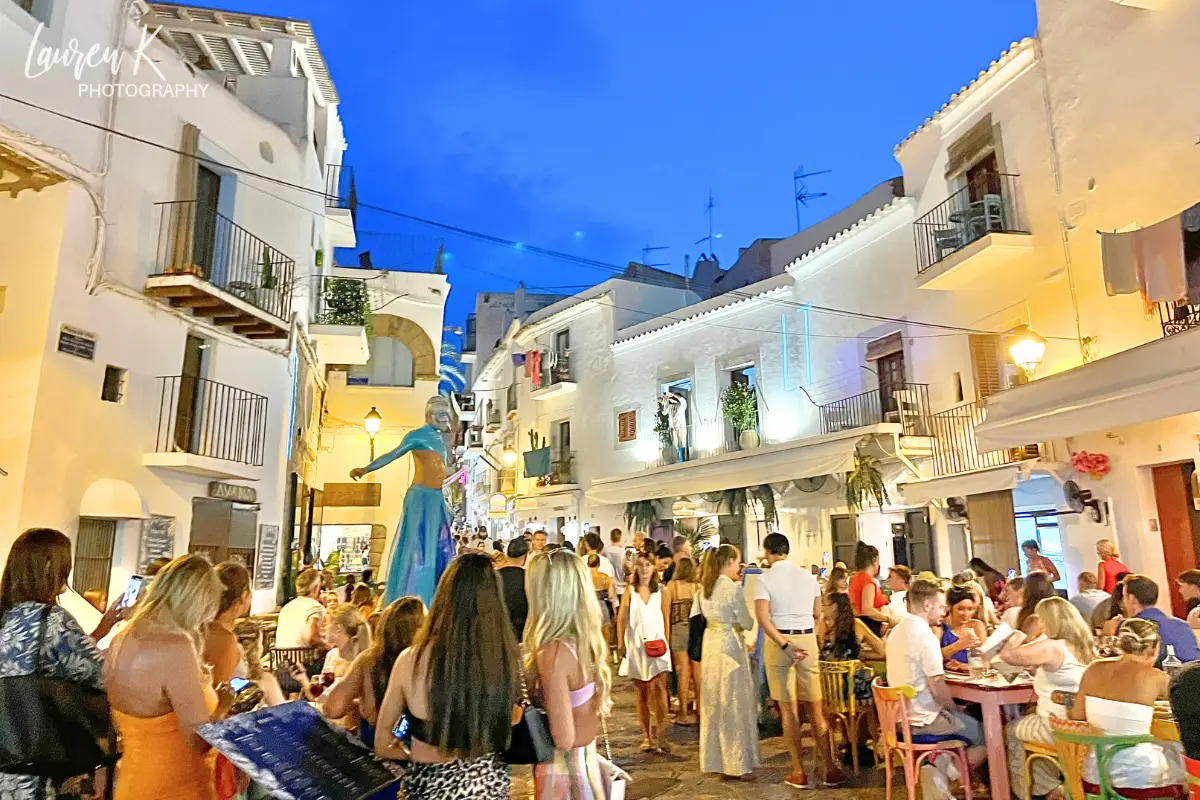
[248, 1, 1037, 338]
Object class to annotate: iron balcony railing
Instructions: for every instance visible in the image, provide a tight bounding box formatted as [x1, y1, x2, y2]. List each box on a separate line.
[538, 453, 577, 487]
[914, 174, 1027, 273]
[325, 164, 356, 210]
[154, 200, 295, 320]
[1158, 301, 1200, 337]
[647, 420, 746, 468]
[819, 382, 932, 436]
[313, 276, 370, 326]
[154, 375, 269, 467]
[485, 403, 502, 430]
[928, 400, 1021, 477]
[533, 351, 573, 390]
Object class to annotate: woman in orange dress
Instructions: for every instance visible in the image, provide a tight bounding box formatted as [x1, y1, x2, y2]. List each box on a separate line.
[105, 555, 231, 800]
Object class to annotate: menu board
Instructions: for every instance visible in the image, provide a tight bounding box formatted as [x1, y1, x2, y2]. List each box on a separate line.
[140, 516, 175, 572]
[255, 524, 280, 590]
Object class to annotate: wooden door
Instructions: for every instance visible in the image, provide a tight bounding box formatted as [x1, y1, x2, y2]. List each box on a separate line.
[965, 490, 1019, 574]
[906, 509, 936, 574]
[174, 334, 206, 453]
[831, 514, 858, 567]
[1152, 463, 1200, 617]
[193, 166, 221, 277]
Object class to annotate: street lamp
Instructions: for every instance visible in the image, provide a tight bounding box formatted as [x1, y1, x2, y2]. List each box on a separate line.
[502, 446, 518, 467]
[1008, 325, 1047, 377]
[364, 406, 382, 461]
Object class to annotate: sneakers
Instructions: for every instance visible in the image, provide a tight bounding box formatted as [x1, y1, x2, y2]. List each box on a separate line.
[784, 772, 811, 789]
[823, 768, 848, 787]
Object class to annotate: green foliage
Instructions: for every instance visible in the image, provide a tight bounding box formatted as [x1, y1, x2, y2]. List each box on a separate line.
[261, 246, 277, 290]
[750, 484, 778, 526]
[846, 451, 889, 512]
[654, 406, 672, 447]
[719, 487, 748, 519]
[320, 278, 371, 328]
[624, 500, 658, 534]
[315, 249, 325, 267]
[720, 382, 759, 432]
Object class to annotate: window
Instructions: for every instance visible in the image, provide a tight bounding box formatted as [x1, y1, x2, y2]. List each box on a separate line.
[730, 365, 757, 388]
[616, 410, 637, 443]
[101, 365, 126, 403]
[348, 336, 414, 387]
[73, 518, 116, 596]
[554, 329, 570, 356]
[552, 420, 571, 460]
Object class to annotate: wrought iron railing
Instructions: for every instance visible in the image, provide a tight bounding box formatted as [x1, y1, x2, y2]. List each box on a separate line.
[325, 164, 355, 210]
[154, 200, 295, 320]
[913, 174, 1027, 273]
[312, 276, 370, 326]
[819, 382, 932, 435]
[533, 351, 573, 390]
[153, 375, 269, 467]
[485, 403, 502, 430]
[538, 453, 577, 487]
[1158, 301, 1200, 336]
[928, 400, 1021, 476]
[646, 421, 746, 468]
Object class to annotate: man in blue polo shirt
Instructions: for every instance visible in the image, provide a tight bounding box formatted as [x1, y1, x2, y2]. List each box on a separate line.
[1122, 574, 1199, 665]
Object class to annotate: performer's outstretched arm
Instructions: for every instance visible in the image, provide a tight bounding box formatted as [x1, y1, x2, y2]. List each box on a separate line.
[349, 430, 421, 480]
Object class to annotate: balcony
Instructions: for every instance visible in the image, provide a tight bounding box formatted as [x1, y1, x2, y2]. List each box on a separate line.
[484, 403, 502, 432]
[324, 164, 357, 249]
[145, 200, 294, 339]
[142, 375, 268, 481]
[648, 421, 748, 468]
[913, 174, 1032, 290]
[530, 351, 576, 401]
[1159, 301, 1200, 336]
[536, 453, 577, 491]
[506, 383, 519, 419]
[454, 392, 477, 422]
[309, 276, 370, 365]
[928, 400, 1039, 477]
[464, 426, 484, 457]
[819, 383, 933, 455]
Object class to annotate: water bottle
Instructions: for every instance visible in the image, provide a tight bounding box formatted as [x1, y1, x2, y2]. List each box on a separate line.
[1163, 645, 1183, 680]
[968, 648, 986, 679]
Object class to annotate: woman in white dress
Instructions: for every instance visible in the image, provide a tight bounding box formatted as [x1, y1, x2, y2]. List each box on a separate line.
[616, 552, 672, 752]
[1070, 617, 1186, 792]
[696, 544, 758, 778]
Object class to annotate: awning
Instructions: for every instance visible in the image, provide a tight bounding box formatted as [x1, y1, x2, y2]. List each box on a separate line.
[898, 464, 1021, 504]
[80, 479, 147, 519]
[585, 425, 892, 506]
[515, 488, 581, 517]
[975, 326, 1200, 451]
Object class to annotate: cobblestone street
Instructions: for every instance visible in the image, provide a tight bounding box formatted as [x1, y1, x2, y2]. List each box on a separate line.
[512, 676, 890, 799]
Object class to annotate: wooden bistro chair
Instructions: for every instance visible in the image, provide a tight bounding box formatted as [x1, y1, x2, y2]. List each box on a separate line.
[872, 678, 973, 800]
[1049, 716, 1181, 800]
[820, 660, 876, 774]
[270, 646, 324, 695]
[1022, 692, 1078, 800]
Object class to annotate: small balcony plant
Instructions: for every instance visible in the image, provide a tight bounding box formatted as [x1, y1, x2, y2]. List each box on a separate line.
[721, 382, 760, 449]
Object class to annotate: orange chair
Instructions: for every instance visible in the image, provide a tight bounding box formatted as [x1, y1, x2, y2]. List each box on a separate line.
[872, 678, 973, 800]
[1185, 756, 1200, 800]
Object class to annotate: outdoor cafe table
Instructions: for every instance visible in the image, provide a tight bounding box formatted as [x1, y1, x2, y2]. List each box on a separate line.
[946, 673, 1037, 800]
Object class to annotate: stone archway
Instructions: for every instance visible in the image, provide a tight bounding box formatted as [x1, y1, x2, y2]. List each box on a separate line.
[372, 314, 436, 381]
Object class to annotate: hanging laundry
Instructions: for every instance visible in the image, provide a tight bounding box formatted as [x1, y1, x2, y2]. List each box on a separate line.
[1100, 230, 1139, 296]
[528, 350, 542, 387]
[1133, 213, 1187, 303]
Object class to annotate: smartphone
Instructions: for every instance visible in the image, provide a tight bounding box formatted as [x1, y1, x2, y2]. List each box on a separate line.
[120, 576, 145, 609]
[392, 714, 410, 740]
[1007, 569, 1017, 579]
[229, 677, 253, 694]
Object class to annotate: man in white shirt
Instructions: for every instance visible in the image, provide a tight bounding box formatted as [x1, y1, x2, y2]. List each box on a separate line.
[886, 578, 984, 749]
[276, 569, 328, 649]
[603, 528, 628, 597]
[754, 533, 844, 788]
[581, 532, 614, 578]
[1070, 572, 1111, 622]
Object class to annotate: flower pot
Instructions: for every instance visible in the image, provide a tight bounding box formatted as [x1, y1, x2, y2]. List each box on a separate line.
[739, 429, 760, 449]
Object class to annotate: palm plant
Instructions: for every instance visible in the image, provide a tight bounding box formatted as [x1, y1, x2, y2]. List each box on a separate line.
[846, 450, 889, 512]
[438, 341, 466, 398]
[624, 500, 659, 534]
[750, 484, 778, 526]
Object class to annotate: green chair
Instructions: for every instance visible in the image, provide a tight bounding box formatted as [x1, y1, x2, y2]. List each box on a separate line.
[1049, 717, 1180, 800]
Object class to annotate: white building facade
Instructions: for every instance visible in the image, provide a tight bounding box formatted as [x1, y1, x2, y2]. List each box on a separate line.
[0, 0, 355, 611]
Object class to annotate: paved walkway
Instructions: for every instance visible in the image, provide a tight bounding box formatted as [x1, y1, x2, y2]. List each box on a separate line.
[512, 676, 891, 799]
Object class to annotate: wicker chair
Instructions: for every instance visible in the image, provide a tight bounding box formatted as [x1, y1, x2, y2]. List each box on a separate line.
[819, 660, 876, 774]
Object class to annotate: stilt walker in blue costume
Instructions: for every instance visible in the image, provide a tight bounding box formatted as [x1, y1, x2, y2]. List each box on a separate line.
[349, 396, 456, 607]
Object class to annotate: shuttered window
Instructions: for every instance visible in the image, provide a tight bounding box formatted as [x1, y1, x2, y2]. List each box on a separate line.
[617, 410, 637, 443]
[969, 334, 1006, 399]
[73, 518, 117, 596]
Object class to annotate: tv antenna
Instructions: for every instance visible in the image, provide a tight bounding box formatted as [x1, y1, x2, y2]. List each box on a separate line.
[641, 243, 669, 268]
[694, 190, 722, 257]
[794, 166, 831, 232]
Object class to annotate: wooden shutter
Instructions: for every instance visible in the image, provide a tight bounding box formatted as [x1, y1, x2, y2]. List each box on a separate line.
[617, 410, 637, 443]
[170, 123, 200, 270]
[73, 518, 116, 596]
[969, 334, 1005, 399]
[965, 490, 1019, 572]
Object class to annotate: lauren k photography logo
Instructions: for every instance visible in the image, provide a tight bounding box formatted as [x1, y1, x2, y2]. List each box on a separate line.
[25, 22, 209, 98]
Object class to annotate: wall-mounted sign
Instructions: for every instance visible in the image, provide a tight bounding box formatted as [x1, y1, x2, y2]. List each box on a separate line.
[488, 493, 509, 519]
[57, 325, 96, 360]
[255, 524, 280, 590]
[139, 515, 175, 571]
[209, 481, 257, 504]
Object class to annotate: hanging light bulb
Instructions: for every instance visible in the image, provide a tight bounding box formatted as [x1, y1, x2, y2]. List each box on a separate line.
[363, 407, 383, 436]
[1008, 325, 1046, 376]
[502, 447, 518, 467]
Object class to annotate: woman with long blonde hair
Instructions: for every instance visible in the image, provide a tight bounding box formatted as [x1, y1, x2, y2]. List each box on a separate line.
[105, 555, 229, 800]
[322, 603, 372, 678]
[999, 597, 1094, 798]
[524, 549, 614, 798]
[696, 544, 758, 778]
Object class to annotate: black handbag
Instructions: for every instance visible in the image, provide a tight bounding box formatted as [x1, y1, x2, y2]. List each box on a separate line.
[687, 612, 706, 662]
[0, 605, 119, 781]
[503, 660, 554, 765]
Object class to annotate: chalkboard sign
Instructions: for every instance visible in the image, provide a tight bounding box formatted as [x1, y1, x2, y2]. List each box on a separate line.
[255, 524, 279, 590]
[140, 516, 175, 572]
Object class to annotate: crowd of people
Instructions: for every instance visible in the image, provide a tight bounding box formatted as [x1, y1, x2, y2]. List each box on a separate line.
[6, 524, 1200, 800]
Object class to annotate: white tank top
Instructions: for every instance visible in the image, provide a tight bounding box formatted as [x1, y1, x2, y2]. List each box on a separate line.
[1034, 639, 1086, 717]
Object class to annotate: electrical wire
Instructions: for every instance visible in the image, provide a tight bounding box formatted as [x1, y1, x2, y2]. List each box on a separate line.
[0, 90, 1077, 342]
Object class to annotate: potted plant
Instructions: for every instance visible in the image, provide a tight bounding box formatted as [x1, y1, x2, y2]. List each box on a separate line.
[721, 382, 760, 449]
[654, 405, 675, 463]
[846, 450, 889, 512]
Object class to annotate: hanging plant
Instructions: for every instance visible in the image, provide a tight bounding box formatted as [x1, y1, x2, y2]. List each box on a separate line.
[654, 405, 672, 448]
[624, 500, 659, 533]
[720, 487, 749, 520]
[720, 383, 759, 433]
[846, 451, 889, 512]
[750, 484, 778, 526]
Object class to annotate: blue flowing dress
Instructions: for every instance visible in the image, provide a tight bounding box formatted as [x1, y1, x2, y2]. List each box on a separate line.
[359, 424, 455, 607]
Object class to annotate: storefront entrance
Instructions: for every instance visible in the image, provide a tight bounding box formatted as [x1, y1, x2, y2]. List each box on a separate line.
[1152, 462, 1200, 617]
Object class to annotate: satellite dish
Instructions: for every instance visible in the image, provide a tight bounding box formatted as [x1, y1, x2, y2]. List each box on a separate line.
[1063, 480, 1086, 514]
[794, 475, 828, 493]
[945, 497, 968, 522]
